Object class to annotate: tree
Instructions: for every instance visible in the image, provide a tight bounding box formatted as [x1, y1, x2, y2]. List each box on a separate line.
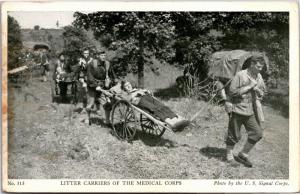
[8, 15, 23, 70]
[170, 12, 289, 81]
[213, 12, 289, 79]
[34, 25, 40, 30]
[61, 25, 96, 67]
[73, 12, 288, 87]
[73, 12, 175, 87]
[170, 13, 222, 79]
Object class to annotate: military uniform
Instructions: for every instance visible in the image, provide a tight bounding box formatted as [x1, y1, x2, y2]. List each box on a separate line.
[86, 59, 116, 123]
[53, 59, 71, 101]
[75, 57, 93, 109]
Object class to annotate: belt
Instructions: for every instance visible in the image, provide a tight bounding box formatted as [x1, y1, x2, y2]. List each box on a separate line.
[232, 98, 253, 103]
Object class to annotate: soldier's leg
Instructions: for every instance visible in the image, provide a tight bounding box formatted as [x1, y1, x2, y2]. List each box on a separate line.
[44, 68, 49, 82]
[241, 115, 263, 154]
[76, 81, 88, 114]
[99, 94, 112, 125]
[59, 82, 68, 102]
[94, 91, 102, 115]
[236, 114, 263, 167]
[86, 87, 96, 123]
[41, 65, 46, 81]
[225, 113, 244, 162]
[82, 82, 88, 109]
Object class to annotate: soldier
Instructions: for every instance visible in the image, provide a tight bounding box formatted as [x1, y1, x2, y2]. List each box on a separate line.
[225, 53, 267, 167]
[39, 49, 50, 82]
[53, 53, 71, 102]
[76, 49, 94, 113]
[85, 50, 116, 125]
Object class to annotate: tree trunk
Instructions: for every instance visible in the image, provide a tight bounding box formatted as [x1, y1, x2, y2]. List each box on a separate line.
[137, 29, 144, 88]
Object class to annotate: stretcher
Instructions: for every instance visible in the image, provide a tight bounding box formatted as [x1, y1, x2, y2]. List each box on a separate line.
[97, 88, 172, 141]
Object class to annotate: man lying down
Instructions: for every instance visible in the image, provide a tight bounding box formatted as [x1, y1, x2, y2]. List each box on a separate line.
[109, 80, 190, 131]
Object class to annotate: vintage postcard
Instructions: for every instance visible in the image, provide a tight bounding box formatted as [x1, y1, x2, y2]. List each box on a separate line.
[1, 1, 299, 193]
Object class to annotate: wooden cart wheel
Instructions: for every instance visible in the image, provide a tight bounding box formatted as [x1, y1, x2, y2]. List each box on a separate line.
[111, 100, 137, 141]
[140, 114, 166, 137]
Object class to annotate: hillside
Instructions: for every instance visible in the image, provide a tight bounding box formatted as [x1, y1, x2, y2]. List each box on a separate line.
[21, 28, 64, 54]
[7, 75, 288, 179]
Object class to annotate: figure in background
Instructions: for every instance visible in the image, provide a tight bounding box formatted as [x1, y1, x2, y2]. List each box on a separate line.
[53, 53, 71, 102]
[40, 49, 50, 82]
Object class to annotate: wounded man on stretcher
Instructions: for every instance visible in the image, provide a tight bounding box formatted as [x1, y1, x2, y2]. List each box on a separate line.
[109, 81, 190, 131]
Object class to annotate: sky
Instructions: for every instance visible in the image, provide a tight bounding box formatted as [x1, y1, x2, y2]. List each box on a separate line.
[8, 11, 75, 29]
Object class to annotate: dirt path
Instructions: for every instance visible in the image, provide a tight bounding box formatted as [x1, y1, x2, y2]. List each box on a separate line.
[8, 78, 289, 179]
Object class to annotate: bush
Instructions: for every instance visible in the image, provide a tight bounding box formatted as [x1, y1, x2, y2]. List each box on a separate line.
[8, 15, 23, 70]
[62, 26, 96, 67]
[34, 25, 40, 30]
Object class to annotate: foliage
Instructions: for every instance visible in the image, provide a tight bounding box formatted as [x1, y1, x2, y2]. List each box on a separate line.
[214, 12, 289, 79]
[73, 12, 289, 86]
[61, 25, 96, 66]
[34, 25, 40, 30]
[170, 13, 222, 79]
[73, 12, 175, 87]
[8, 15, 23, 70]
[170, 12, 289, 82]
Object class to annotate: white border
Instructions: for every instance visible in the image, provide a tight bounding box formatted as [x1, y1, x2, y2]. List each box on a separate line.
[2, 1, 299, 193]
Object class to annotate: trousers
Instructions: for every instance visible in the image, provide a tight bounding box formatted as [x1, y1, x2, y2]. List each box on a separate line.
[225, 112, 263, 146]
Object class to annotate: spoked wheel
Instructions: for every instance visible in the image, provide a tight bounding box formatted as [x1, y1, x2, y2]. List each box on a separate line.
[111, 100, 138, 141]
[140, 114, 166, 137]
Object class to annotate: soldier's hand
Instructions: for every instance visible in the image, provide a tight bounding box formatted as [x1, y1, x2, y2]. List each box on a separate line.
[96, 86, 102, 91]
[146, 90, 153, 95]
[224, 101, 233, 113]
[254, 86, 264, 97]
[249, 79, 258, 88]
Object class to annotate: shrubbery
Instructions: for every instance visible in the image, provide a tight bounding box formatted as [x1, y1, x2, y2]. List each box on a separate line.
[61, 26, 96, 67]
[8, 15, 23, 70]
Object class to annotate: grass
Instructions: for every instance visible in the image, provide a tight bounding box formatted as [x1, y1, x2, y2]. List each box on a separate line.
[7, 65, 289, 179]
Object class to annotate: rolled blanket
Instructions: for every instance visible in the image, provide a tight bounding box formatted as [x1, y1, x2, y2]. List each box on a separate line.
[254, 99, 264, 123]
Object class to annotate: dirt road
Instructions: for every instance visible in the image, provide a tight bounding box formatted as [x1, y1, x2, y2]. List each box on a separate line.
[7, 78, 289, 179]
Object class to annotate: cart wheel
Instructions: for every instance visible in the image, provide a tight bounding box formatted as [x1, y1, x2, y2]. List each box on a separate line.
[111, 100, 137, 141]
[140, 114, 166, 137]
